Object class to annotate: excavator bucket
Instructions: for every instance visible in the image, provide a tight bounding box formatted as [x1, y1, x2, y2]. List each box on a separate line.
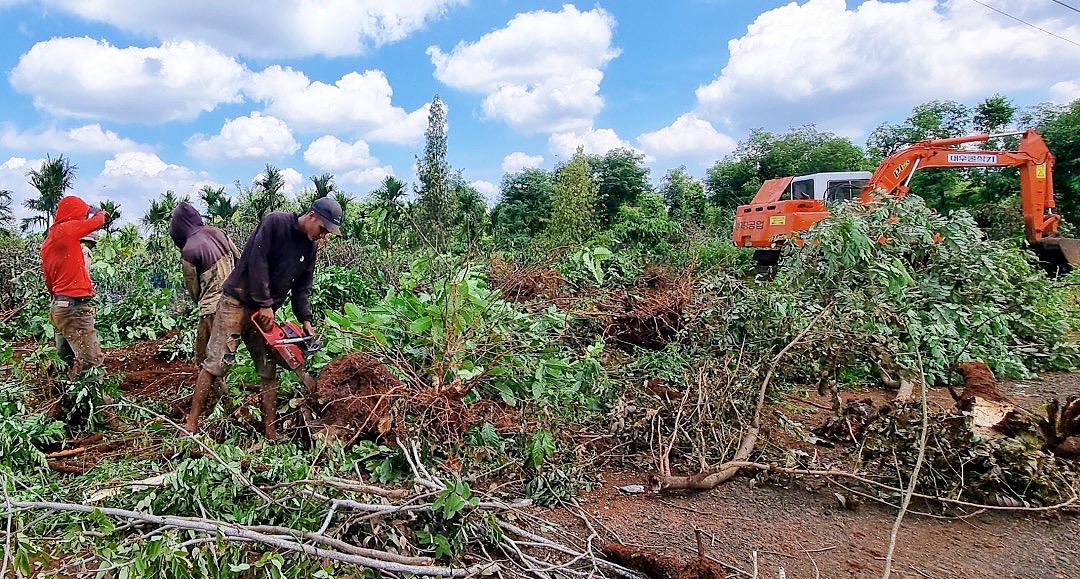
[1030, 237, 1080, 276]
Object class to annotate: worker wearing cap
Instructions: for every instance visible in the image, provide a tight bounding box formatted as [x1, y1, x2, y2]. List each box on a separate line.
[185, 197, 342, 438]
[40, 196, 109, 376]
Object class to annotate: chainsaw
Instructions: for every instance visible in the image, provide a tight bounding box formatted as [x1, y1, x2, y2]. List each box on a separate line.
[250, 313, 321, 389]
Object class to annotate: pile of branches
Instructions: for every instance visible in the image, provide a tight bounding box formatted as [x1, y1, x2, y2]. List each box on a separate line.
[1, 442, 647, 578]
[860, 401, 1079, 507]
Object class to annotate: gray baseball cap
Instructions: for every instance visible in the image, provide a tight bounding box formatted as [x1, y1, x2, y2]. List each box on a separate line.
[311, 197, 342, 235]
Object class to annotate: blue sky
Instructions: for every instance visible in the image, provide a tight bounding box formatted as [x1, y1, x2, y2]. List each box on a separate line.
[1, 0, 1078, 224]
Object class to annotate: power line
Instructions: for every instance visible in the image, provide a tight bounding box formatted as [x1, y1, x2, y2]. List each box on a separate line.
[1047, 0, 1080, 15]
[968, 0, 1080, 48]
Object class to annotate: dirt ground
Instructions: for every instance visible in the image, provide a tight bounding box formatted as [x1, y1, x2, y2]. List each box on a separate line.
[44, 341, 1080, 577]
[535, 372, 1080, 579]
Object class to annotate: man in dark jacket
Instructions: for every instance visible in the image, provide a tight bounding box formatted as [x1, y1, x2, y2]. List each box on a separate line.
[168, 202, 240, 367]
[41, 196, 109, 375]
[185, 197, 342, 438]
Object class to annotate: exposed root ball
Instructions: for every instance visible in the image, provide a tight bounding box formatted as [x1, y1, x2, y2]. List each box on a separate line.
[604, 265, 691, 351]
[307, 353, 404, 442]
[489, 257, 565, 302]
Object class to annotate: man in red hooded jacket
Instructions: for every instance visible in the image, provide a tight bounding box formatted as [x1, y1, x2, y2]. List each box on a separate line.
[41, 196, 109, 375]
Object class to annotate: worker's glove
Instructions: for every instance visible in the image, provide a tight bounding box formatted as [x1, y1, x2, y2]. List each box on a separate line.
[87, 206, 100, 217]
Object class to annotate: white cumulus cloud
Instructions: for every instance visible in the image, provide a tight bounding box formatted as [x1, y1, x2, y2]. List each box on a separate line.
[502, 152, 544, 175]
[470, 180, 500, 206]
[42, 0, 465, 58]
[249, 167, 305, 198]
[247, 67, 429, 143]
[695, 0, 1080, 134]
[303, 136, 393, 190]
[549, 128, 645, 160]
[91, 152, 219, 222]
[11, 38, 247, 124]
[186, 113, 299, 160]
[0, 123, 149, 154]
[637, 114, 737, 165]
[428, 5, 619, 133]
[1050, 81, 1080, 105]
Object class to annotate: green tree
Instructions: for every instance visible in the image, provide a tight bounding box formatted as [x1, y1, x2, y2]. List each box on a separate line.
[0, 189, 13, 231]
[250, 164, 288, 220]
[199, 185, 238, 225]
[707, 126, 868, 209]
[659, 166, 706, 223]
[587, 148, 651, 224]
[311, 173, 337, 199]
[142, 190, 187, 235]
[415, 95, 456, 249]
[543, 151, 598, 247]
[974, 94, 1016, 134]
[98, 199, 122, 233]
[21, 154, 77, 232]
[491, 168, 553, 247]
[371, 175, 407, 251]
[454, 179, 488, 246]
[866, 100, 971, 159]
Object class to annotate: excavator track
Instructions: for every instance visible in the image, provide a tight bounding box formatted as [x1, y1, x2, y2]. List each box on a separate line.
[1030, 237, 1080, 276]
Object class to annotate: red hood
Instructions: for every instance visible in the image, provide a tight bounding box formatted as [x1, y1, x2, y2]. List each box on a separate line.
[54, 196, 89, 224]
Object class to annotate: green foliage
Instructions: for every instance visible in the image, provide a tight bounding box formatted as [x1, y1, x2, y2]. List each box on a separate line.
[707, 126, 869, 209]
[660, 166, 707, 223]
[588, 147, 652, 224]
[324, 261, 604, 407]
[416, 95, 456, 250]
[782, 195, 1077, 381]
[0, 189, 14, 231]
[525, 430, 555, 468]
[543, 153, 599, 248]
[0, 380, 65, 470]
[22, 154, 76, 233]
[492, 169, 553, 249]
[610, 191, 683, 259]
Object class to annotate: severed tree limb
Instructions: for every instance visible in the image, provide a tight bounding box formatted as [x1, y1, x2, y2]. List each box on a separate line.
[2, 499, 495, 577]
[690, 462, 1079, 512]
[264, 478, 411, 499]
[653, 303, 834, 492]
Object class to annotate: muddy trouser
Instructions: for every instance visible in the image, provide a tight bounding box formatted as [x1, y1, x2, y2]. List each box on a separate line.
[49, 296, 104, 374]
[183, 257, 234, 367]
[201, 294, 277, 381]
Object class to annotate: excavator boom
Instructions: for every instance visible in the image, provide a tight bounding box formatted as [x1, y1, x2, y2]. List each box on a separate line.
[733, 129, 1079, 274]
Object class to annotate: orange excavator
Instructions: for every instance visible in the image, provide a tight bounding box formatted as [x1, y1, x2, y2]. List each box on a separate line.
[732, 129, 1080, 274]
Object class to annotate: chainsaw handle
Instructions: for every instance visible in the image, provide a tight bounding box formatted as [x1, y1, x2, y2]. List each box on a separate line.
[250, 312, 275, 333]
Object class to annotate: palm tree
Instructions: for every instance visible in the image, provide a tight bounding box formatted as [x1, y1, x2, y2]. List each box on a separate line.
[311, 173, 337, 199]
[142, 190, 186, 234]
[333, 191, 352, 222]
[199, 185, 238, 225]
[372, 175, 407, 250]
[21, 155, 77, 232]
[98, 199, 122, 233]
[0, 189, 13, 231]
[251, 164, 287, 219]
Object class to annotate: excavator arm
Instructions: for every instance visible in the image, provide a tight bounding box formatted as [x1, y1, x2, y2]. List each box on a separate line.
[860, 129, 1077, 273]
[861, 129, 1060, 243]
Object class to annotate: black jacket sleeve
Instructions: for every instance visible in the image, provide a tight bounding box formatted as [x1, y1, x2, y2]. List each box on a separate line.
[291, 258, 314, 323]
[246, 219, 275, 308]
